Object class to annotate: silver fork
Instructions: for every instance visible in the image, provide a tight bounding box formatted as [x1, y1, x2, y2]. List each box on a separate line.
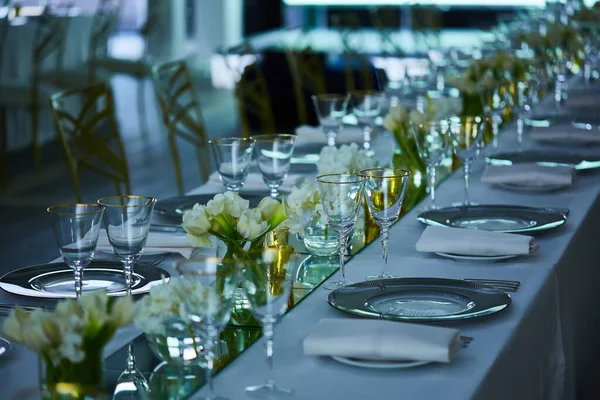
[460, 336, 473, 349]
[464, 279, 520, 292]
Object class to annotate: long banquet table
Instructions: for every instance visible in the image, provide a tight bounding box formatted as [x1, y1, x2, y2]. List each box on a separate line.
[1, 79, 600, 399]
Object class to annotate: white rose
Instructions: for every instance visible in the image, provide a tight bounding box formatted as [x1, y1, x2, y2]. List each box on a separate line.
[205, 193, 226, 216]
[257, 197, 280, 221]
[222, 191, 249, 218]
[237, 209, 269, 240]
[182, 204, 213, 247]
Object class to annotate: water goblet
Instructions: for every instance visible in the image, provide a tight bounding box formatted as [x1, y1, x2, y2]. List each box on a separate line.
[507, 81, 532, 149]
[449, 117, 485, 207]
[360, 168, 410, 280]
[351, 90, 386, 152]
[316, 174, 366, 290]
[251, 134, 296, 199]
[175, 257, 241, 400]
[311, 94, 350, 146]
[97, 195, 156, 295]
[208, 137, 255, 192]
[47, 204, 105, 298]
[112, 343, 150, 400]
[410, 119, 448, 210]
[478, 83, 507, 148]
[242, 246, 302, 397]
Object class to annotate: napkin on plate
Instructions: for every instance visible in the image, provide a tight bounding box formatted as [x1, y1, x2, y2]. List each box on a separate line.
[482, 163, 574, 187]
[208, 172, 304, 192]
[530, 124, 600, 144]
[415, 226, 535, 256]
[96, 230, 193, 258]
[303, 318, 461, 363]
[294, 125, 364, 146]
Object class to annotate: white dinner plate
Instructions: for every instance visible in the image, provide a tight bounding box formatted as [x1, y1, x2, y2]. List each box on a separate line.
[435, 252, 517, 262]
[332, 356, 431, 369]
[496, 182, 571, 193]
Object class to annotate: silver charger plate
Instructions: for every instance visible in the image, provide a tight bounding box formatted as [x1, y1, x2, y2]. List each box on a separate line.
[331, 356, 431, 369]
[0, 337, 11, 359]
[496, 182, 571, 192]
[0, 261, 170, 299]
[486, 150, 600, 170]
[327, 278, 511, 322]
[417, 205, 567, 233]
[154, 193, 265, 219]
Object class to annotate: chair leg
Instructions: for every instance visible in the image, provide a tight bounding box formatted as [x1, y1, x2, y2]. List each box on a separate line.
[137, 78, 149, 138]
[169, 134, 184, 196]
[0, 107, 8, 191]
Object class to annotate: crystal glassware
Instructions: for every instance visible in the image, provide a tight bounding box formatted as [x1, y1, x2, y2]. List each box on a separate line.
[360, 168, 410, 279]
[242, 246, 302, 397]
[97, 195, 156, 294]
[311, 93, 350, 146]
[47, 204, 104, 297]
[410, 119, 448, 210]
[175, 257, 241, 400]
[478, 82, 507, 148]
[112, 343, 150, 399]
[351, 90, 386, 152]
[208, 137, 255, 192]
[449, 117, 485, 206]
[251, 134, 296, 199]
[508, 81, 531, 149]
[316, 174, 366, 290]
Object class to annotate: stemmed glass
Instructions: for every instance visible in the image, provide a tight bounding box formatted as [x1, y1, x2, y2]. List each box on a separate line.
[316, 174, 366, 290]
[242, 246, 302, 397]
[410, 119, 448, 210]
[112, 343, 150, 399]
[47, 204, 105, 298]
[97, 196, 156, 295]
[449, 117, 485, 207]
[508, 81, 531, 149]
[251, 134, 296, 199]
[175, 257, 241, 400]
[360, 168, 410, 280]
[311, 94, 350, 146]
[479, 83, 507, 148]
[351, 90, 386, 152]
[208, 137, 255, 192]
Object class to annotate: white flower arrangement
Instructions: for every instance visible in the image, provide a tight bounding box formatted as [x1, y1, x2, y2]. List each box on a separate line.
[283, 182, 327, 235]
[3, 291, 135, 365]
[182, 191, 286, 250]
[135, 277, 221, 337]
[316, 143, 377, 176]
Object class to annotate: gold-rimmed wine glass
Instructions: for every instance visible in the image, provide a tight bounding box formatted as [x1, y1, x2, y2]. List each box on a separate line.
[47, 204, 105, 297]
[449, 117, 486, 206]
[208, 137, 255, 192]
[97, 195, 156, 295]
[251, 134, 296, 199]
[316, 173, 366, 290]
[351, 90, 386, 152]
[360, 168, 410, 279]
[312, 93, 350, 146]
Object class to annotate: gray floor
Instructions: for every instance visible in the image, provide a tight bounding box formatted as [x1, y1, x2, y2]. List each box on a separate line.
[0, 73, 240, 271]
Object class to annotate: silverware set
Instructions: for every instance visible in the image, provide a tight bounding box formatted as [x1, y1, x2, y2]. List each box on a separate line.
[460, 336, 474, 349]
[464, 279, 521, 292]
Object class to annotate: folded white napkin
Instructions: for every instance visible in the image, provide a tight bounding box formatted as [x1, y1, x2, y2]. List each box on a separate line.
[530, 124, 600, 144]
[415, 226, 535, 256]
[303, 318, 461, 363]
[482, 163, 574, 187]
[294, 125, 364, 146]
[208, 171, 303, 192]
[97, 229, 193, 258]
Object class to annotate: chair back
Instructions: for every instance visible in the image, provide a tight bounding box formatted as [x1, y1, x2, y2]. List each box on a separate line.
[140, 2, 167, 60]
[88, 0, 122, 81]
[32, 8, 69, 80]
[50, 83, 130, 202]
[152, 60, 211, 195]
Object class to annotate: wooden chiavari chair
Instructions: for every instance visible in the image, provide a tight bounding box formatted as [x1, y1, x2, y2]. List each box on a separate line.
[151, 60, 211, 195]
[50, 82, 130, 202]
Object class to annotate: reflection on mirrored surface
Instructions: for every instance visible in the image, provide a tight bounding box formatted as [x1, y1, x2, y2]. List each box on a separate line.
[112, 344, 150, 400]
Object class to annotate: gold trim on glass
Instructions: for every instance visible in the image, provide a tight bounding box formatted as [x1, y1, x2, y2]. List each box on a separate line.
[97, 195, 157, 208]
[208, 137, 255, 146]
[359, 168, 411, 179]
[316, 173, 367, 184]
[249, 134, 297, 143]
[47, 204, 105, 216]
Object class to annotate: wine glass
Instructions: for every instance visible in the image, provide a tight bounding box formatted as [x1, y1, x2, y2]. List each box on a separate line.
[112, 343, 150, 400]
[351, 90, 386, 152]
[507, 81, 531, 149]
[311, 94, 350, 146]
[47, 204, 104, 298]
[360, 168, 410, 279]
[208, 137, 255, 192]
[175, 257, 241, 400]
[478, 82, 507, 148]
[97, 196, 156, 295]
[449, 116, 485, 207]
[316, 174, 366, 290]
[242, 246, 302, 397]
[251, 134, 296, 199]
[410, 119, 448, 210]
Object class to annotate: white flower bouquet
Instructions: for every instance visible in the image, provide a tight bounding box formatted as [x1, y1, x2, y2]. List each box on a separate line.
[182, 191, 287, 260]
[316, 143, 377, 176]
[3, 291, 135, 396]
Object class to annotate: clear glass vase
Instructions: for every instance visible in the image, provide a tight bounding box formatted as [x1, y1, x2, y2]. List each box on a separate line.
[39, 352, 107, 400]
[146, 316, 205, 367]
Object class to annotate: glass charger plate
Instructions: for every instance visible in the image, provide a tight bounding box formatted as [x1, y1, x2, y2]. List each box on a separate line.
[331, 356, 431, 369]
[327, 278, 511, 322]
[0, 261, 170, 299]
[154, 193, 265, 219]
[485, 150, 600, 170]
[417, 205, 567, 233]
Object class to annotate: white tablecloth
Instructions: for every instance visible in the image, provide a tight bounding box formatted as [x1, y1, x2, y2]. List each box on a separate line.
[1, 16, 94, 150]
